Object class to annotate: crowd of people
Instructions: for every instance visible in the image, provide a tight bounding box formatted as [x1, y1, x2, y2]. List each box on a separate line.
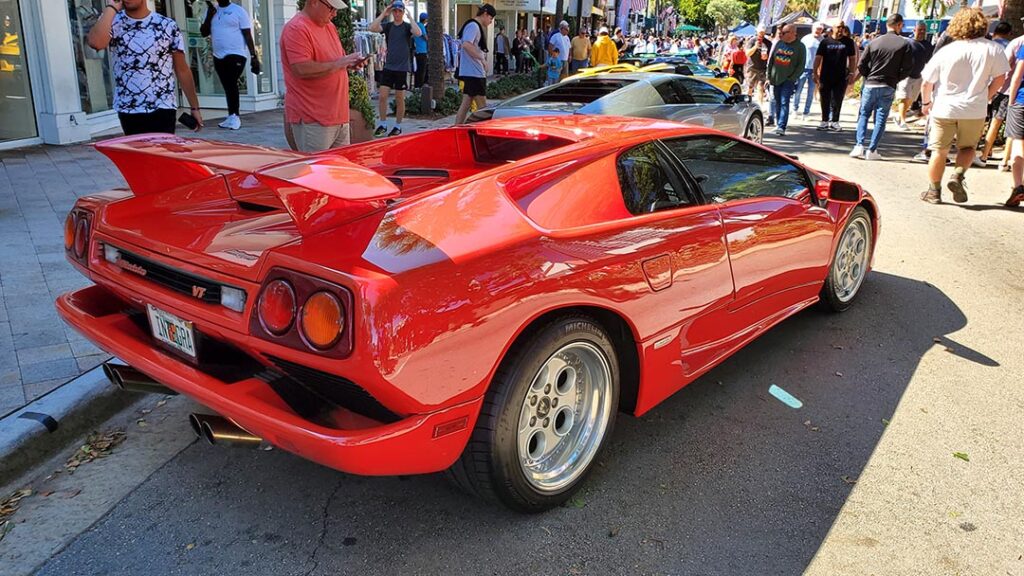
[88, 0, 1024, 206]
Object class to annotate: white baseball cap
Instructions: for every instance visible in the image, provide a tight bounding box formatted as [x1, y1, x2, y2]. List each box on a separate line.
[323, 0, 347, 8]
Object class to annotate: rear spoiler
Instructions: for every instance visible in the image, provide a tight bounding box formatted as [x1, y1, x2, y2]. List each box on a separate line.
[95, 134, 400, 236]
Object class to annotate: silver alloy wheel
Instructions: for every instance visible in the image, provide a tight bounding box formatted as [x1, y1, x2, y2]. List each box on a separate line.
[745, 116, 763, 144]
[517, 341, 613, 493]
[832, 215, 871, 303]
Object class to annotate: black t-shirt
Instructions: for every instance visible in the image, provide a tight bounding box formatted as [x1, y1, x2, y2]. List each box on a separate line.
[907, 39, 934, 79]
[382, 21, 413, 72]
[818, 36, 855, 82]
[744, 36, 773, 72]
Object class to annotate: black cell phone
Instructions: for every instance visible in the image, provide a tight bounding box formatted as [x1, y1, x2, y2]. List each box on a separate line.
[178, 112, 198, 130]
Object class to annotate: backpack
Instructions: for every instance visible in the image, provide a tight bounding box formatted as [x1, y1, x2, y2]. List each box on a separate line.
[731, 48, 747, 65]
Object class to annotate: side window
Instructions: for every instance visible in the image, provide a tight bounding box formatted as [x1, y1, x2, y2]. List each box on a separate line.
[663, 136, 811, 203]
[654, 80, 692, 105]
[679, 78, 726, 104]
[616, 143, 692, 215]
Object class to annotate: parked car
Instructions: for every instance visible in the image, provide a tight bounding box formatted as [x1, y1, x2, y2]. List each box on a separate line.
[57, 117, 878, 512]
[573, 60, 742, 95]
[468, 73, 764, 143]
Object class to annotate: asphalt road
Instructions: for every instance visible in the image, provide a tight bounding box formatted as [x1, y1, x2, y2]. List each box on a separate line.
[3, 112, 1023, 576]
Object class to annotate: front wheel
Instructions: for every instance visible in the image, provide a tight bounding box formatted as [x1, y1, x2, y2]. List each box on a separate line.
[729, 83, 742, 96]
[744, 114, 764, 144]
[820, 206, 873, 312]
[447, 316, 620, 512]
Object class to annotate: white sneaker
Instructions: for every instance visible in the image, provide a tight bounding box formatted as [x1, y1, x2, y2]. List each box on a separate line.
[864, 150, 883, 161]
[816, 121, 829, 131]
[849, 145, 865, 158]
[219, 114, 241, 130]
[829, 122, 842, 132]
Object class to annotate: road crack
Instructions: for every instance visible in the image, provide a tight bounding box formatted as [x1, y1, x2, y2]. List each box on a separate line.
[302, 479, 344, 576]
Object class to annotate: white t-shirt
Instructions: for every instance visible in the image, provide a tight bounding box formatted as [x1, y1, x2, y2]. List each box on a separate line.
[922, 37, 1009, 119]
[552, 32, 571, 64]
[210, 3, 252, 59]
[801, 34, 821, 70]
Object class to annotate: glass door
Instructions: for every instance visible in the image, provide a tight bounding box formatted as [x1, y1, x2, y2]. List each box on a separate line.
[0, 0, 38, 142]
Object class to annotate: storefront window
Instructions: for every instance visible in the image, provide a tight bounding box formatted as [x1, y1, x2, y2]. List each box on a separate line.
[69, 0, 115, 114]
[0, 0, 37, 141]
[252, 0, 273, 93]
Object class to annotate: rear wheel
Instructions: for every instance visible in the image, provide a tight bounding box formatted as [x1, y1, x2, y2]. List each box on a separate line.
[729, 83, 742, 96]
[744, 114, 764, 144]
[447, 315, 619, 512]
[820, 206, 873, 312]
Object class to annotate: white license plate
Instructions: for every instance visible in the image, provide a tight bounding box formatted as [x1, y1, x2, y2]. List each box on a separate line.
[146, 304, 197, 359]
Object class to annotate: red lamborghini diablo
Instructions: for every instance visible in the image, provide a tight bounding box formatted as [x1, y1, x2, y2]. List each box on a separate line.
[57, 116, 878, 512]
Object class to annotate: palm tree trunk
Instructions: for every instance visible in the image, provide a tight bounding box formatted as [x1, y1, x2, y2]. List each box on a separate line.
[1006, 0, 1024, 37]
[427, 0, 445, 108]
[556, 0, 565, 26]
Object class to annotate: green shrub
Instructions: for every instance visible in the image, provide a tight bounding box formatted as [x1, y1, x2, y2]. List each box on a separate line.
[401, 86, 463, 117]
[486, 73, 540, 99]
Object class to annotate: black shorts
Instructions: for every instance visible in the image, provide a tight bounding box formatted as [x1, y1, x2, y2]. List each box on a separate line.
[380, 69, 409, 91]
[1005, 104, 1024, 139]
[991, 92, 1010, 121]
[461, 76, 487, 97]
[118, 109, 177, 136]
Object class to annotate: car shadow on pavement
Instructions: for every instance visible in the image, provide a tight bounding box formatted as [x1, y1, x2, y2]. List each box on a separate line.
[34, 272, 993, 576]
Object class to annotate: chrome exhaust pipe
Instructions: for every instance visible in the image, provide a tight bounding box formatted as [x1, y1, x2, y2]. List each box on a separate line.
[188, 413, 262, 448]
[102, 362, 177, 396]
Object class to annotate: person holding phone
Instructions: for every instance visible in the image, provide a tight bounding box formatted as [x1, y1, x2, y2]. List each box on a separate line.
[87, 0, 203, 135]
[280, 0, 366, 151]
[200, 0, 261, 130]
[369, 1, 421, 137]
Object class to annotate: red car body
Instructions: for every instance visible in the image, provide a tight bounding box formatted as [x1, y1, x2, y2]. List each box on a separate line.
[56, 116, 878, 478]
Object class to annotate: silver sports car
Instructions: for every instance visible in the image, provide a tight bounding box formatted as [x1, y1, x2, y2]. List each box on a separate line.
[468, 73, 764, 143]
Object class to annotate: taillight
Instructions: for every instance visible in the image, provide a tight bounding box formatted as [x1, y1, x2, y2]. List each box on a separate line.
[64, 213, 75, 250]
[250, 269, 354, 357]
[257, 279, 296, 335]
[300, 291, 343, 349]
[73, 218, 89, 259]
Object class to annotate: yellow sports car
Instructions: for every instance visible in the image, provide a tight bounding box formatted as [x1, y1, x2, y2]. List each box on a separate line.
[573, 59, 742, 96]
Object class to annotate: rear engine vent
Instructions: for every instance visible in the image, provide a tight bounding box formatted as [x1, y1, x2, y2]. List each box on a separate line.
[264, 356, 400, 424]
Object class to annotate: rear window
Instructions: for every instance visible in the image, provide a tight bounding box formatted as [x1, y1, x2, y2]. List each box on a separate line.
[470, 131, 575, 164]
[533, 79, 636, 104]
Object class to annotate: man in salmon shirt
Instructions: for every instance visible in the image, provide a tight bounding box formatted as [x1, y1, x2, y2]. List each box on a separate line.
[280, 0, 367, 152]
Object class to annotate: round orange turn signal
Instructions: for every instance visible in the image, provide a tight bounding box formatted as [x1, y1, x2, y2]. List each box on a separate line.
[300, 291, 343, 350]
[64, 213, 76, 250]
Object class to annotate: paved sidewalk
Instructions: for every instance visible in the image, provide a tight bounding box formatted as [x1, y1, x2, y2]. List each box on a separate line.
[0, 109, 454, 416]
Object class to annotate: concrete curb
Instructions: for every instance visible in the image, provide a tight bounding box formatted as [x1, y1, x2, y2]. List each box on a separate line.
[0, 364, 140, 488]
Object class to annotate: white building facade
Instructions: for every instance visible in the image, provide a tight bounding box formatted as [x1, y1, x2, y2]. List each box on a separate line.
[0, 0, 310, 150]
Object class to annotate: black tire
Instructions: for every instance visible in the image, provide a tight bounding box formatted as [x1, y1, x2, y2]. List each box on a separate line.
[729, 83, 742, 96]
[820, 206, 873, 312]
[744, 113, 763, 144]
[447, 315, 620, 513]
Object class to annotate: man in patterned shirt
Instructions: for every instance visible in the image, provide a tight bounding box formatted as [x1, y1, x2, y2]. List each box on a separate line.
[88, 0, 203, 135]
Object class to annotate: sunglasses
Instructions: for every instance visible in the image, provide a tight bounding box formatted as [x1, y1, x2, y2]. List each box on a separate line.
[318, 0, 338, 11]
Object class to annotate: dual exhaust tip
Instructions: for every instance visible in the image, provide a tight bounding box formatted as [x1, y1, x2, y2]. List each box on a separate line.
[103, 362, 263, 448]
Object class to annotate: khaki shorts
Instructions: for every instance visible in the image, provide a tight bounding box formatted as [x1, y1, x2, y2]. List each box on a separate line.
[285, 122, 350, 152]
[895, 76, 922, 101]
[927, 117, 986, 152]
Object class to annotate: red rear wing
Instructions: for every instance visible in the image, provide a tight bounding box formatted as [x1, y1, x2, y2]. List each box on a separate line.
[95, 134, 401, 236]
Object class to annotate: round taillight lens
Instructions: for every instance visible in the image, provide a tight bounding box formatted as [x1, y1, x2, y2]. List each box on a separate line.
[300, 291, 343, 349]
[64, 213, 76, 250]
[73, 217, 89, 259]
[258, 279, 296, 335]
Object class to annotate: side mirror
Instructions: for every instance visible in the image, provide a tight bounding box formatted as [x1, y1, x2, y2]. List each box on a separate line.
[724, 94, 751, 105]
[816, 179, 862, 203]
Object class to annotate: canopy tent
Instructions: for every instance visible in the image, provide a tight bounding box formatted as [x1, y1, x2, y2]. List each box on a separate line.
[676, 23, 703, 32]
[772, 9, 816, 27]
[731, 23, 757, 37]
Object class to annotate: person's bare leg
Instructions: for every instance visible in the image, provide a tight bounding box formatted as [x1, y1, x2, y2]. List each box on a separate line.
[455, 95, 473, 125]
[897, 98, 909, 124]
[954, 147, 975, 172]
[395, 89, 406, 125]
[982, 118, 1003, 161]
[378, 85, 391, 128]
[1002, 137, 1016, 169]
[1012, 138, 1024, 186]
[928, 149, 947, 186]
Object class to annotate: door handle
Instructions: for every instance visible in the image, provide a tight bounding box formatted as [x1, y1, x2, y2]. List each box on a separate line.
[641, 254, 673, 292]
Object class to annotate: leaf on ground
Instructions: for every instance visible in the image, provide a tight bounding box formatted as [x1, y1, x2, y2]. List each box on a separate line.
[835, 371, 843, 377]
[185, 543, 195, 551]
[0, 520, 12, 542]
[841, 475, 857, 485]
[933, 337, 942, 343]
[136, 419, 148, 427]
[881, 418, 890, 426]
[953, 452, 970, 462]
[608, 527, 621, 538]
[564, 494, 586, 509]
[156, 399, 168, 408]
[63, 429, 127, 473]
[831, 345, 844, 350]
[0, 489, 32, 519]
[803, 420, 820, 432]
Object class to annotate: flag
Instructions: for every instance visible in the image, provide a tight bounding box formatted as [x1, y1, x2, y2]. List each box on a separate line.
[631, 0, 646, 11]
[758, 0, 772, 25]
